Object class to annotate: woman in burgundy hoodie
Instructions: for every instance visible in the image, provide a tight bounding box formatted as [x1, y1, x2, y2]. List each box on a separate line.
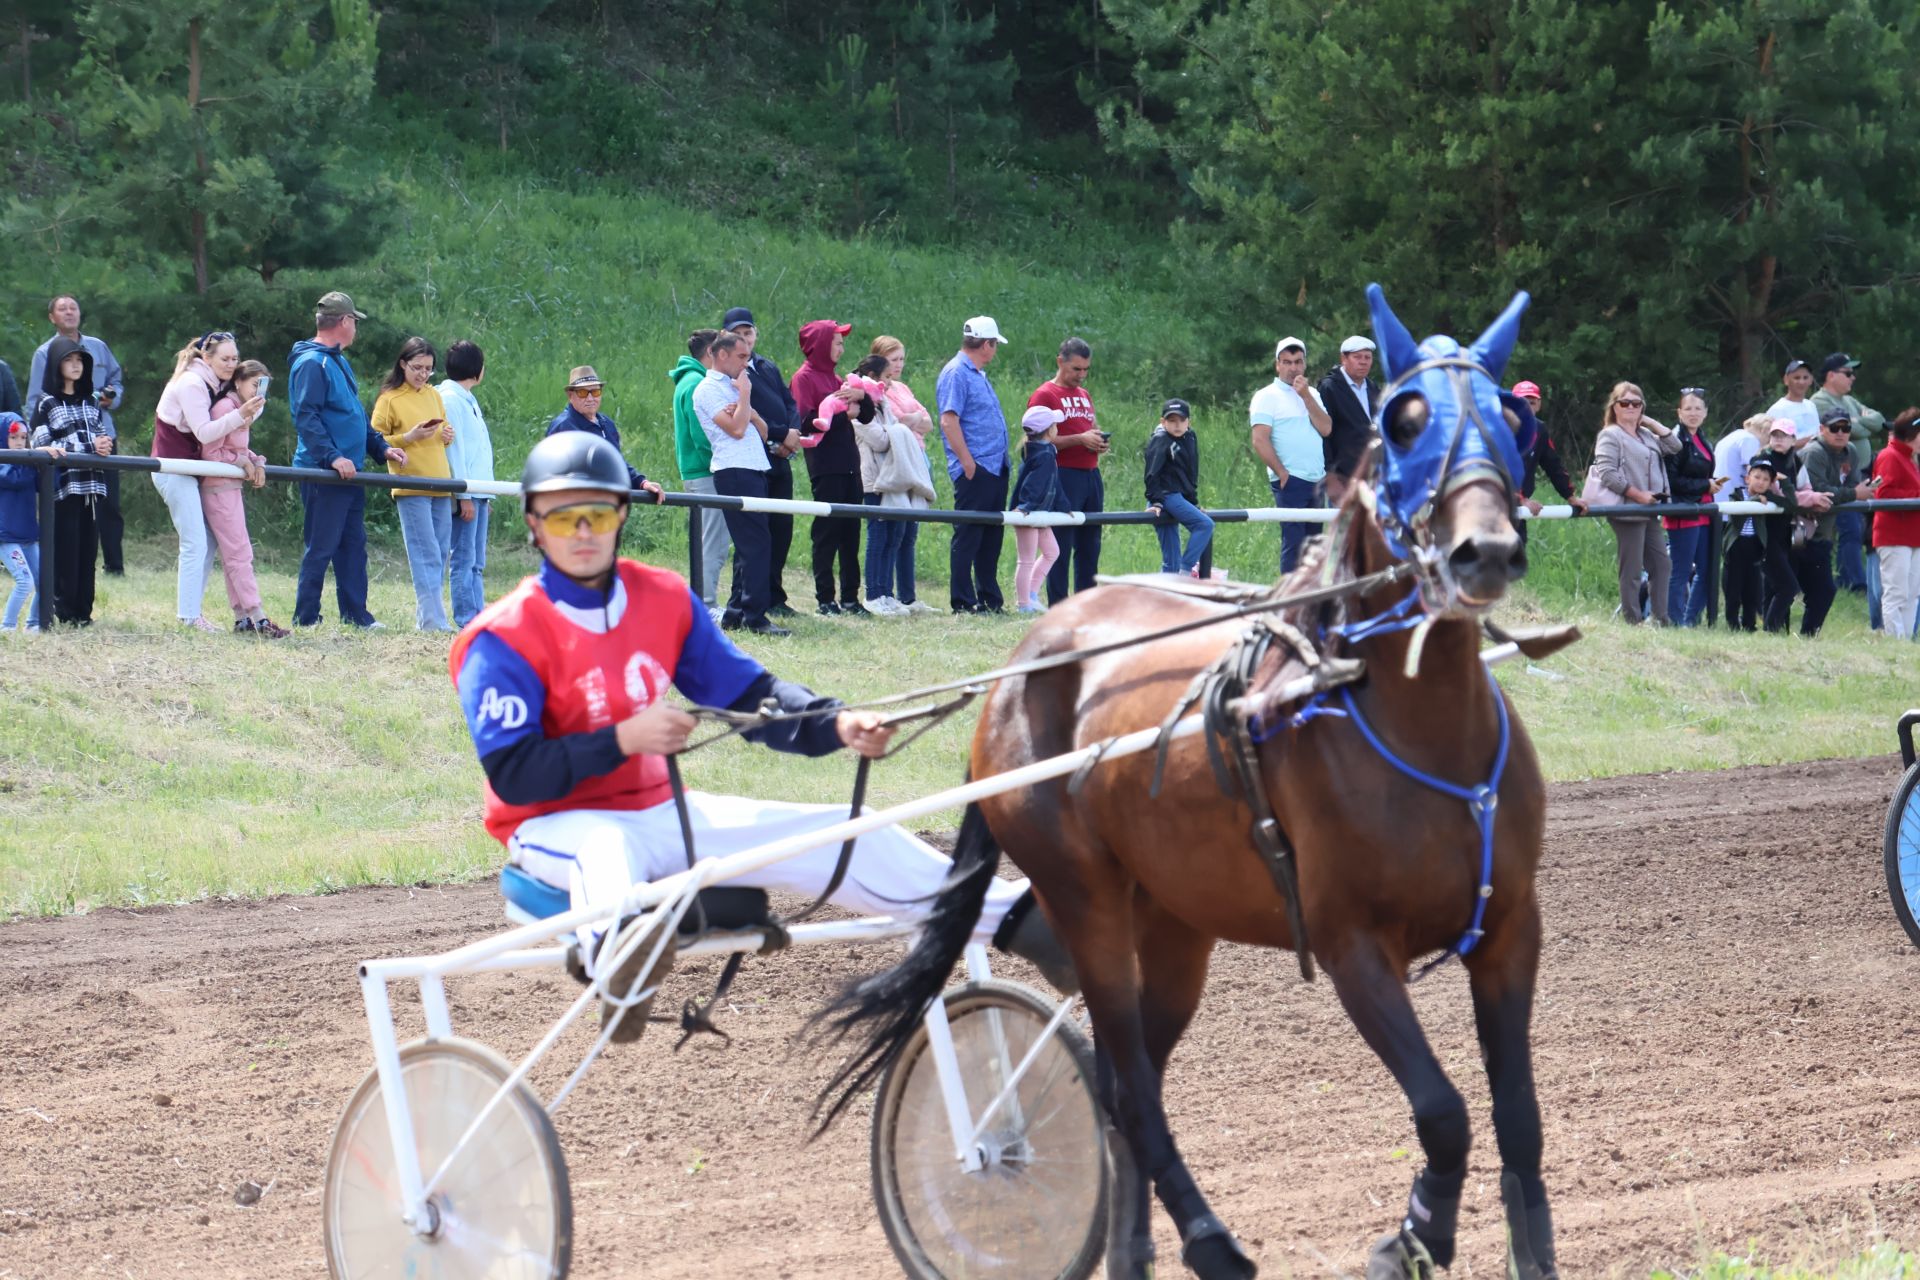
[790, 319, 870, 614]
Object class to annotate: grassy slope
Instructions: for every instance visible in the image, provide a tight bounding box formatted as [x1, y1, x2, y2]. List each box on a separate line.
[4, 173, 1915, 918]
[2, 517, 1912, 917]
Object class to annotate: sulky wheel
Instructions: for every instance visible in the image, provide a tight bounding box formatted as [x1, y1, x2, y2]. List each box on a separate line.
[870, 979, 1108, 1280]
[324, 1036, 571, 1279]
[1884, 758, 1920, 950]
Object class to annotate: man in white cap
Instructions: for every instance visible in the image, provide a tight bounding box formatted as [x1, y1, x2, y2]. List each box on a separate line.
[1249, 336, 1330, 574]
[1317, 335, 1378, 504]
[937, 316, 1011, 612]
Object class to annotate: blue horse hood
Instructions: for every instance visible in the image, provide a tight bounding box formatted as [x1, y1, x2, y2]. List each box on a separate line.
[1365, 284, 1530, 542]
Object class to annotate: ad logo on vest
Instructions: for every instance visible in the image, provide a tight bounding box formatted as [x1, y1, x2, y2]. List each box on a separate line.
[478, 687, 529, 730]
[625, 652, 671, 709]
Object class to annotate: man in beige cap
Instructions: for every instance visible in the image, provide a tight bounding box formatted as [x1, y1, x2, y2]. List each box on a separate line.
[545, 365, 663, 501]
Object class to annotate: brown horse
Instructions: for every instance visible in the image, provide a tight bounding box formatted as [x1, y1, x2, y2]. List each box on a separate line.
[814, 288, 1563, 1279]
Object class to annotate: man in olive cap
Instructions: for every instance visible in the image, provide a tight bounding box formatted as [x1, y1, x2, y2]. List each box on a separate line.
[290, 290, 406, 628]
[545, 365, 663, 501]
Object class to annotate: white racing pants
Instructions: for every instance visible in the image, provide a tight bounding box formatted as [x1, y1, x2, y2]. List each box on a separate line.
[509, 792, 1028, 972]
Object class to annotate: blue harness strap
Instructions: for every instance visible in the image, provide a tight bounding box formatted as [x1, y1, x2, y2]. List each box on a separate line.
[1335, 669, 1511, 976]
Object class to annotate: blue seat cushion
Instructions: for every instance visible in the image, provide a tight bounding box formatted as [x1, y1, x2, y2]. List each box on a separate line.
[501, 863, 570, 920]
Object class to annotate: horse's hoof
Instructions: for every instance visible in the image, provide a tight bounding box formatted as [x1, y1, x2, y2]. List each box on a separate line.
[1179, 1214, 1256, 1280]
[1365, 1229, 1436, 1280]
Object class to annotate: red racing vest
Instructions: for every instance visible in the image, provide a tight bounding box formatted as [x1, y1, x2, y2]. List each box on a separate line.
[450, 560, 691, 845]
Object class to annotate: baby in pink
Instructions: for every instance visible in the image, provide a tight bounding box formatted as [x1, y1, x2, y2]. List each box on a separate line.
[199, 359, 286, 636]
[813, 375, 887, 433]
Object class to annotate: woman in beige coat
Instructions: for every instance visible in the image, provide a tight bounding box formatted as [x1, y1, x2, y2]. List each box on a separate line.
[1590, 380, 1681, 623]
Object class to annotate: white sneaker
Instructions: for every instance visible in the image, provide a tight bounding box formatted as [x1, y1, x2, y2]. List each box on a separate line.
[183, 615, 222, 634]
[868, 596, 908, 617]
[904, 600, 940, 614]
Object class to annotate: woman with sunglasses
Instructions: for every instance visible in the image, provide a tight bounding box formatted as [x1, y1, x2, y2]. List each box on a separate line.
[449, 432, 1073, 1041]
[1661, 387, 1726, 626]
[1590, 381, 1681, 623]
[153, 331, 265, 632]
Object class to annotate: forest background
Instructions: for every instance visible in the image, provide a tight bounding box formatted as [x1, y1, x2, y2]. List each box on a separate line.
[3, 0, 1919, 560]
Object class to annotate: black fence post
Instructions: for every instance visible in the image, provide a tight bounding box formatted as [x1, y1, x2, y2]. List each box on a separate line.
[687, 504, 704, 600]
[1704, 506, 1721, 628]
[36, 455, 57, 632]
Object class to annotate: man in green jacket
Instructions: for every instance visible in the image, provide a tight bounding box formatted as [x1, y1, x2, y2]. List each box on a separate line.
[1811, 351, 1891, 594]
[670, 328, 728, 613]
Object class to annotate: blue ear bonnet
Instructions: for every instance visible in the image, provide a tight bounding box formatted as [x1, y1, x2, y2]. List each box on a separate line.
[1365, 284, 1530, 550]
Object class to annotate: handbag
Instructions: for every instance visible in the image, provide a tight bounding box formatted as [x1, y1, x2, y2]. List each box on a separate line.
[1578, 467, 1617, 508]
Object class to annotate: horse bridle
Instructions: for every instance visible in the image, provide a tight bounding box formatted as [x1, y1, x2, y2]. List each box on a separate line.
[1366, 353, 1521, 612]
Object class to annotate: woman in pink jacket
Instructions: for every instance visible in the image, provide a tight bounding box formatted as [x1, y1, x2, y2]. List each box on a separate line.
[201, 358, 287, 637]
[153, 333, 263, 632]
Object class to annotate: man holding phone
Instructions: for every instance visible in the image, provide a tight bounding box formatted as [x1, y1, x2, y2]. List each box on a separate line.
[1026, 336, 1107, 604]
[28, 295, 126, 575]
[1796, 406, 1878, 637]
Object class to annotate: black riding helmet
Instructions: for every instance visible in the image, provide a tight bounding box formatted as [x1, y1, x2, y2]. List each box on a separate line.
[521, 431, 633, 498]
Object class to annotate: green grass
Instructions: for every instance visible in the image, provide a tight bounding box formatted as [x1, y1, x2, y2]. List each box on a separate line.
[1657, 1243, 1920, 1279]
[1, 515, 1913, 918]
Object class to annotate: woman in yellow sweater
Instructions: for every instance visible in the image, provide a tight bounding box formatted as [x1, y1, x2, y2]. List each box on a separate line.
[372, 336, 456, 631]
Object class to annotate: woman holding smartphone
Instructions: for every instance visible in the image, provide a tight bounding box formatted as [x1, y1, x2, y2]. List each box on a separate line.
[1661, 387, 1727, 626]
[372, 336, 456, 631]
[153, 331, 264, 632]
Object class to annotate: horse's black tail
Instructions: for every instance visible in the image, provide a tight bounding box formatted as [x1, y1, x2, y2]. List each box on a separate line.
[805, 799, 1001, 1133]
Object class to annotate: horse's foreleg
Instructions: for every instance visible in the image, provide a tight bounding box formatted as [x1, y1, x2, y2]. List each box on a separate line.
[1466, 902, 1558, 1280]
[1322, 938, 1468, 1278]
[1074, 895, 1253, 1280]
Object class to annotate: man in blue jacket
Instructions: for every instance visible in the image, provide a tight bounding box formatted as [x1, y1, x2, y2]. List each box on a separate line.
[544, 365, 665, 503]
[289, 291, 407, 628]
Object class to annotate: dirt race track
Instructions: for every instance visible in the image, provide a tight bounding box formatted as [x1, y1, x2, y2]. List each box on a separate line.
[5, 755, 1920, 1278]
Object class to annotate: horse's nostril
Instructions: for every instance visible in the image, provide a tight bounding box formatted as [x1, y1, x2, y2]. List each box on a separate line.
[1448, 538, 1484, 575]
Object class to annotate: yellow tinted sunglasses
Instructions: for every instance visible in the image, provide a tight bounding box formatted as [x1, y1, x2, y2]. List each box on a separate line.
[535, 502, 625, 537]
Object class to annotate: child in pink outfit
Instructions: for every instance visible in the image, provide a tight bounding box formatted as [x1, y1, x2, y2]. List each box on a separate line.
[200, 360, 288, 637]
[813, 375, 888, 434]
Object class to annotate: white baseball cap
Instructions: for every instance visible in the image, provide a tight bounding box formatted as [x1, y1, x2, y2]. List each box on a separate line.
[1274, 336, 1306, 357]
[1340, 335, 1376, 355]
[963, 316, 1008, 344]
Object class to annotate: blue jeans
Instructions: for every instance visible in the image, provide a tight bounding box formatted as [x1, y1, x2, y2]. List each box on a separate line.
[1868, 545, 1882, 629]
[864, 495, 902, 599]
[1, 540, 39, 631]
[893, 519, 919, 603]
[1665, 524, 1711, 626]
[1836, 510, 1867, 590]
[295, 482, 375, 627]
[1155, 494, 1214, 574]
[395, 495, 453, 631]
[1270, 474, 1323, 574]
[449, 499, 491, 628]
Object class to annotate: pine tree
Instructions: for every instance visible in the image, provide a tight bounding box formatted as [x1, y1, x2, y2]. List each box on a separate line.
[67, 0, 387, 293]
[1632, 0, 1920, 397]
[903, 0, 1016, 212]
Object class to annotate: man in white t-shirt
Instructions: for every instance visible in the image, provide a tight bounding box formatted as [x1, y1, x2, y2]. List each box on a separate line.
[692, 331, 786, 636]
[1249, 336, 1331, 573]
[1764, 358, 1820, 441]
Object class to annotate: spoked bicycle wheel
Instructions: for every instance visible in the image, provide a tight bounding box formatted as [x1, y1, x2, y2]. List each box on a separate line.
[1884, 762, 1920, 949]
[324, 1037, 572, 1279]
[871, 979, 1108, 1280]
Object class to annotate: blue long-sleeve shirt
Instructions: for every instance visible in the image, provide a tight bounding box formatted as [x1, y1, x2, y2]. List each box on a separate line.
[455, 561, 841, 805]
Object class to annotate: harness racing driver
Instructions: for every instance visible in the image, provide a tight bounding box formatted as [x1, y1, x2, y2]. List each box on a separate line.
[451, 432, 1074, 1040]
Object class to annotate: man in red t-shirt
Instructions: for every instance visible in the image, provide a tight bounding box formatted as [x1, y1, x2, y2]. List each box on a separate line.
[1027, 337, 1108, 602]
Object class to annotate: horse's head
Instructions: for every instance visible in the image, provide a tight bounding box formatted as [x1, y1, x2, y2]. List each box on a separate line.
[1363, 284, 1535, 613]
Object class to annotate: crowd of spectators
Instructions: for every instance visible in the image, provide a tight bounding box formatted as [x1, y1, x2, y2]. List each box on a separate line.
[1, 288, 1916, 642]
